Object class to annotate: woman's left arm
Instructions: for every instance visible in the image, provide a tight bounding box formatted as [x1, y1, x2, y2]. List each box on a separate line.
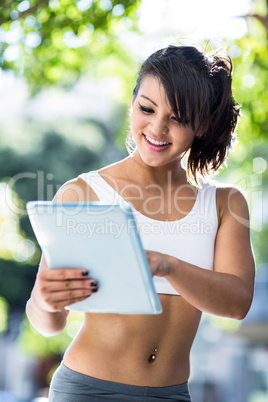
[146, 187, 255, 320]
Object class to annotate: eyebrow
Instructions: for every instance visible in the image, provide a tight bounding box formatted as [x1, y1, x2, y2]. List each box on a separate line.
[140, 95, 158, 107]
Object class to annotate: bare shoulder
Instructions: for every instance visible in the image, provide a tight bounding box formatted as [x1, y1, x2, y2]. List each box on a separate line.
[216, 185, 250, 225]
[53, 176, 100, 203]
[97, 159, 132, 190]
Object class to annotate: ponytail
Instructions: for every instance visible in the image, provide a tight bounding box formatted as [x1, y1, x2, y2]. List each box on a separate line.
[187, 52, 240, 185]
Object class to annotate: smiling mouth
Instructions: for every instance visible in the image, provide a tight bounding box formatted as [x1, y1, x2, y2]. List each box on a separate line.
[144, 134, 171, 146]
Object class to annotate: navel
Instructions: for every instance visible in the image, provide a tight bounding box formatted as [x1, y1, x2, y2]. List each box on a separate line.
[148, 348, 158, 363]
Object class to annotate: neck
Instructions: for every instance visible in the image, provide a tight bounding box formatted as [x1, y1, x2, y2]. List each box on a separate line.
[125, 151, 188, 187]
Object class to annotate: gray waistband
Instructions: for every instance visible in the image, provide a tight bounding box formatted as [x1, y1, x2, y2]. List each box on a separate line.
[50, 362, 191, 399]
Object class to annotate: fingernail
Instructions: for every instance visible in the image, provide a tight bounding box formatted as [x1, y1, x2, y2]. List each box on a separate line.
[91, 281, 97, 287]
[91, 287, 98, 293]
[81, 270, 89, 276]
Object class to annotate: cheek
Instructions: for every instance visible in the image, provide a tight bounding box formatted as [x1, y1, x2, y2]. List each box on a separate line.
[131, 111, 147, 132]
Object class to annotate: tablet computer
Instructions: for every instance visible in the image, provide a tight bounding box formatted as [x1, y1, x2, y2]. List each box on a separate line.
[26, 201, 162, 315]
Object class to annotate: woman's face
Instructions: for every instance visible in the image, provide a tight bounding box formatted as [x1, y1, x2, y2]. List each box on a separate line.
[131, 75, 197, 168]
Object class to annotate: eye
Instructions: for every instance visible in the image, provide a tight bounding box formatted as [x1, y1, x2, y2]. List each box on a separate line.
[171, 116, 178, 122]
[138, 103, 154, 114]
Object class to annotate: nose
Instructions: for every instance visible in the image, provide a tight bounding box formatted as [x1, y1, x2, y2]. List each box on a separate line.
[148, 116, 169, 136]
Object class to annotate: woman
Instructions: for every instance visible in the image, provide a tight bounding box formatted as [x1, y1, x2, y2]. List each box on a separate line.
[26, 45, 255, 401]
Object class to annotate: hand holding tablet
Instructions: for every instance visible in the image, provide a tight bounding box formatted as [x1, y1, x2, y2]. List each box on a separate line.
[26, 201, 162, 314]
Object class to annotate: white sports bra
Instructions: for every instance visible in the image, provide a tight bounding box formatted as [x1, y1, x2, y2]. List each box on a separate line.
[79, 171, 218, 295]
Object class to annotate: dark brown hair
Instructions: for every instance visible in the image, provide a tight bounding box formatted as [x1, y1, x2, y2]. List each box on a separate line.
[131, 45, 240, 185]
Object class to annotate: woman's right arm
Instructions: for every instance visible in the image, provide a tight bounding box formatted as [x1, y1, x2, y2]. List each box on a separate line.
[26, 177, 100, 337]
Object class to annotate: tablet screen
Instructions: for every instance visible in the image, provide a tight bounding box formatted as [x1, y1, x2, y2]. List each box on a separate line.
[26, 201, 162, 315]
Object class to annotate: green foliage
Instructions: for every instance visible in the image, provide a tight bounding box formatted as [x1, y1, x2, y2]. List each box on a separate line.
[0, 297, 8, 333]
[0, 0, 141, 94]
[18, 310, 84, 357]
[0, 129, 110, 312]
[0, 130, 102, 213]
[217, 17, 268, 265]
[0, 259, 37, 310]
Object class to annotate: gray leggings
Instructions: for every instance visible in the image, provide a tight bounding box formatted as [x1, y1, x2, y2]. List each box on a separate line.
[49, 363, 191, 401]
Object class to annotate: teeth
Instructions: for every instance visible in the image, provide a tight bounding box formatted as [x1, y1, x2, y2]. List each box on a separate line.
[145, 135, 169, 146]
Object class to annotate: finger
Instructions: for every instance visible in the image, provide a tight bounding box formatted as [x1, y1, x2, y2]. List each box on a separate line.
[46, 293, 94, 312]
[42, 287, 98, 311]
[53, 288, 96, 302]
[38, 268, 90, 282]
[40, 279, 98, 294]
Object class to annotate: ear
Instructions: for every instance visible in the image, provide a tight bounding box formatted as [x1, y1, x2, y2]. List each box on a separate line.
[196, 119, 209, 138]
[195, 130, 201, 139]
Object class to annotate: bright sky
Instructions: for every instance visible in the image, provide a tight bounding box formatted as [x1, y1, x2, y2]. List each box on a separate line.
[128, 0, 252, 59]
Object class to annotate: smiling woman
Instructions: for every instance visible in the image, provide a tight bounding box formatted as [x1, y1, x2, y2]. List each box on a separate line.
[130, 45, 240, 184]
[26, 44, 255, 402]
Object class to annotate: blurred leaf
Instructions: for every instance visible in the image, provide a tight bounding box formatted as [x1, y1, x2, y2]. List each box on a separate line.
[18, 310, 84, 357]
[0, 259, 37, 311]
[0, 297, 8, 333]
[217, 15, 268, 266]
[0, 0, 141, 94]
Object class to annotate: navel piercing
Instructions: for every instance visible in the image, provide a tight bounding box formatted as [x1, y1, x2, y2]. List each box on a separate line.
[148, 348, 158, 363]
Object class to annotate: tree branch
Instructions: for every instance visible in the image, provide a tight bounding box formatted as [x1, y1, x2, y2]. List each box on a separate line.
[242, 13, 268, 33]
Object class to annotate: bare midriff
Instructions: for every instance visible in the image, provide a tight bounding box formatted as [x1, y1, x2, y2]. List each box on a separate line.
[63, 295, 202, 387]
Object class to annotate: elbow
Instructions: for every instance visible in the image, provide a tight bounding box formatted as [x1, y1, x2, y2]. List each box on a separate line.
[233, 310, 248, 321]
[230, 274, 255, 321]
[30, 322, 66, 338]
[232, 293, 253, 321]
[41, 329, 64, 338]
